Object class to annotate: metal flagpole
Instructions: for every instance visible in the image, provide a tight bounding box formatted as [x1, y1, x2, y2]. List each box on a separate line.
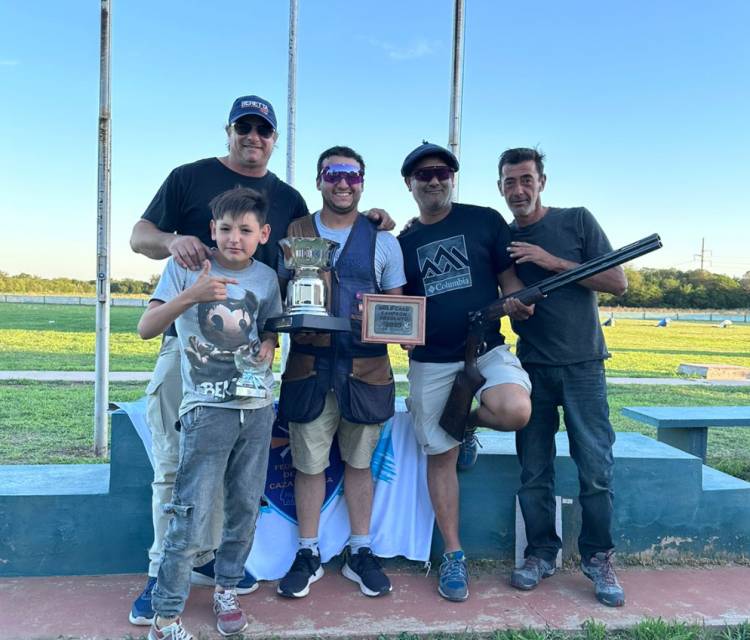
[286, 0, 298, 187]
[448, 0, 465, 200]
[282, 0, 299, 371]
[94, 0, 112, 457]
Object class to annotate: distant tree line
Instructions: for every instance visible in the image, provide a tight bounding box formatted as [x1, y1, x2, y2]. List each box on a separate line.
[2, 268, 749, 308]
[0, 271, 159, 296]
[600, 268, 750, 309]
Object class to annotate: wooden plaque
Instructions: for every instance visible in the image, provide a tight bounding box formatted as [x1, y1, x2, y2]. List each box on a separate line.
[361, 294, 426, 345]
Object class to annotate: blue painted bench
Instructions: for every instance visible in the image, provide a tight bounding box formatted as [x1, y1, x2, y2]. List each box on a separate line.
[621, 406, 750, 462]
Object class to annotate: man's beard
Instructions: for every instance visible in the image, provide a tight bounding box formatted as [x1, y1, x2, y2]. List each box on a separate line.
[417, 189, 452, 214]
[323, 193, 358, 215]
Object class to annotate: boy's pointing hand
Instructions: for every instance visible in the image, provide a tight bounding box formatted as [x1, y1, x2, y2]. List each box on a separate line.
[189, 260, 240, 302]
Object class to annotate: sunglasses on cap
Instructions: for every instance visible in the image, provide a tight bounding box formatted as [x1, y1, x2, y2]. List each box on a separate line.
[232, 120, 275, 139]
[412, 165, 455, 182]
[318, 163, 364, 186]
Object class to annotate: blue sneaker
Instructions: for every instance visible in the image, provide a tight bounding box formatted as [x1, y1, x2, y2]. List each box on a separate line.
[129, 576, 156, 626]
[438, 551, 469, 602]
[190, 559, 259, 595]
[457, 428, 480, 471]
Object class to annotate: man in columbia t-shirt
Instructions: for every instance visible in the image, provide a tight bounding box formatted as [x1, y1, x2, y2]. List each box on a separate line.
[398, 142, 533, 602]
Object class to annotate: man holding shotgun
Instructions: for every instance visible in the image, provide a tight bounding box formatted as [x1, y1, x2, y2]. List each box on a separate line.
[398, 142, 533, 602]
[498, 147, 628, 607]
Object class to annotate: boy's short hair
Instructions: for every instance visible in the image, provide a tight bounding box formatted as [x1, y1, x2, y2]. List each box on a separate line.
[498, 147, 546, 178]
[209, 186, 269, 225]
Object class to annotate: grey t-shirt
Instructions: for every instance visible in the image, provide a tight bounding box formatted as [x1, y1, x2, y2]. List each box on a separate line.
[151, 255, 282, 415]
[509, 207, 613, 365]
[277, 211, 407, 290]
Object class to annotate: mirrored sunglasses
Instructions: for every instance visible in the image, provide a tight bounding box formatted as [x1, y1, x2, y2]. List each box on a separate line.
[319, 164, 364, 186]
[412, 166, 455, 182]
[232, 120, 275, 139]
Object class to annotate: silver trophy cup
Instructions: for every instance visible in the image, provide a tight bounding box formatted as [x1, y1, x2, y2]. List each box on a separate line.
[264, 237, 351, 333]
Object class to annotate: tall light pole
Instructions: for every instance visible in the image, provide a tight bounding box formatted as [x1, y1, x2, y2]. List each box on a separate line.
[286, 0, 299, 187]
[448, 0, 465, 200]
[282, 0, 299, 371]
[94, 0, 112, 457]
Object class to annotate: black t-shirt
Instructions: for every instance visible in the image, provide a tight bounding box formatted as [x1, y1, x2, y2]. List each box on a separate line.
[509, 207, 613, 365]
[142, 157, 309, 271]
[399, 203, 514, 363]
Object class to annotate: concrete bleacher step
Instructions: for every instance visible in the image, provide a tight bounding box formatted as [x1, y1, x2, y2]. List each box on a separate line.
[0, 464, 110, 496]
[451, 430, 750, 562]
[701, 464, 750, 492]
[0, 412, 153, 577]
[2, 409, 749, 577]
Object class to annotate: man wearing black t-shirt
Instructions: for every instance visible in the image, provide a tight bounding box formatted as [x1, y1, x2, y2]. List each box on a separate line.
[499, 147, 628, 607]
[127, 95, 306, 626]
[398, 142, 533, 602]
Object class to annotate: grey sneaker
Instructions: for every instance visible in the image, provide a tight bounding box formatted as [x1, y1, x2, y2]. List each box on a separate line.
[581, 551, 625, 607]
[212, 589, 248, 636]
[510, 555, 555, 590]
[148, 618, 193, 640]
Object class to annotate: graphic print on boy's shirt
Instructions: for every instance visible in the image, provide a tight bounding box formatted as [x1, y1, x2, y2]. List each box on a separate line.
[185, 290, 260, 399]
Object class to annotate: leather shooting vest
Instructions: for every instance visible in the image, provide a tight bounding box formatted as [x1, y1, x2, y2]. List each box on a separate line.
[278, 214, 395, 425]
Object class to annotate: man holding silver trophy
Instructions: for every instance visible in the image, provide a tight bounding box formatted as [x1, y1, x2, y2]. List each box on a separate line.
[274, 146, 406, 599]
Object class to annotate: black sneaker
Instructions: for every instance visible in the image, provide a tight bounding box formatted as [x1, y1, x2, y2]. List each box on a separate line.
[277, 549, 324, 598]
[190, 558, 259, 595]
[341, 547, 392, 597]
[581, 551, 625, 607]
[510, 555, 555, 590]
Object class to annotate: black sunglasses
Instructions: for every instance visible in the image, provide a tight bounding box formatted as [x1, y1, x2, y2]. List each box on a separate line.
[412, 166, 454, 182]
[232, 121, 275, 139]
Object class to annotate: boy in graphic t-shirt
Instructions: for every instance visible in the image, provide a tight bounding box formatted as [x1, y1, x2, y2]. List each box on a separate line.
[137, 186, 281, 640]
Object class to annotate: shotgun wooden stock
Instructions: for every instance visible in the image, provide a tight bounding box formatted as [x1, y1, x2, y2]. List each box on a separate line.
[438, 233, 662, 440]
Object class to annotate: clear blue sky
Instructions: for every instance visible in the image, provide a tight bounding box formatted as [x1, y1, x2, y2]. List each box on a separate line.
[1, 0, 748, 281]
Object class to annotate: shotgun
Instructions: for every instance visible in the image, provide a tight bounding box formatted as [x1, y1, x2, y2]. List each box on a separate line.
[438, 233, 663, 441]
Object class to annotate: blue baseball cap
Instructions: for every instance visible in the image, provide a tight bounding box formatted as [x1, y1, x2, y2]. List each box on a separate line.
[401, 141, 459, 177]
[228, 95, 277, 129]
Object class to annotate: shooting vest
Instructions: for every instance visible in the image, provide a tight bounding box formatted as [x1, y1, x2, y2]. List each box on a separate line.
[278, 214, 395, 425]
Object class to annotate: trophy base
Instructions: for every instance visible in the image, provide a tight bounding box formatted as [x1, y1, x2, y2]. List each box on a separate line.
[235, 386, 268, 399]
[264, 314, 351, 333]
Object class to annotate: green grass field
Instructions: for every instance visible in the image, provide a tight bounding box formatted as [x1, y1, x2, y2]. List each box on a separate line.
[2, 380, 748, 480]
[1, 302, 749, 478]
[1, 302, 749, 376]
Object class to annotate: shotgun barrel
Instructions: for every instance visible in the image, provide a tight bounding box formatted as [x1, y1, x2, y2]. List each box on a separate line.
[469, 233, 662, 331]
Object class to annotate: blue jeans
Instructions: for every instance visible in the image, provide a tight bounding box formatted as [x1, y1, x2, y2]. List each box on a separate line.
[152, 404, 274, 619]
[515, 360, 615, 562]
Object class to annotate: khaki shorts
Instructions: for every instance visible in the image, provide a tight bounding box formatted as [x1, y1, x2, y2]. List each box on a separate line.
[407, 344, 532, 455]
[288, 390, 383, 475]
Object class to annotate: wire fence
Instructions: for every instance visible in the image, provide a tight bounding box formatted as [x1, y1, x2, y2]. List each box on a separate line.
[2, 296, 748, 322]
[0, 294, 147, 307]
[600, 307, 750, 323]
